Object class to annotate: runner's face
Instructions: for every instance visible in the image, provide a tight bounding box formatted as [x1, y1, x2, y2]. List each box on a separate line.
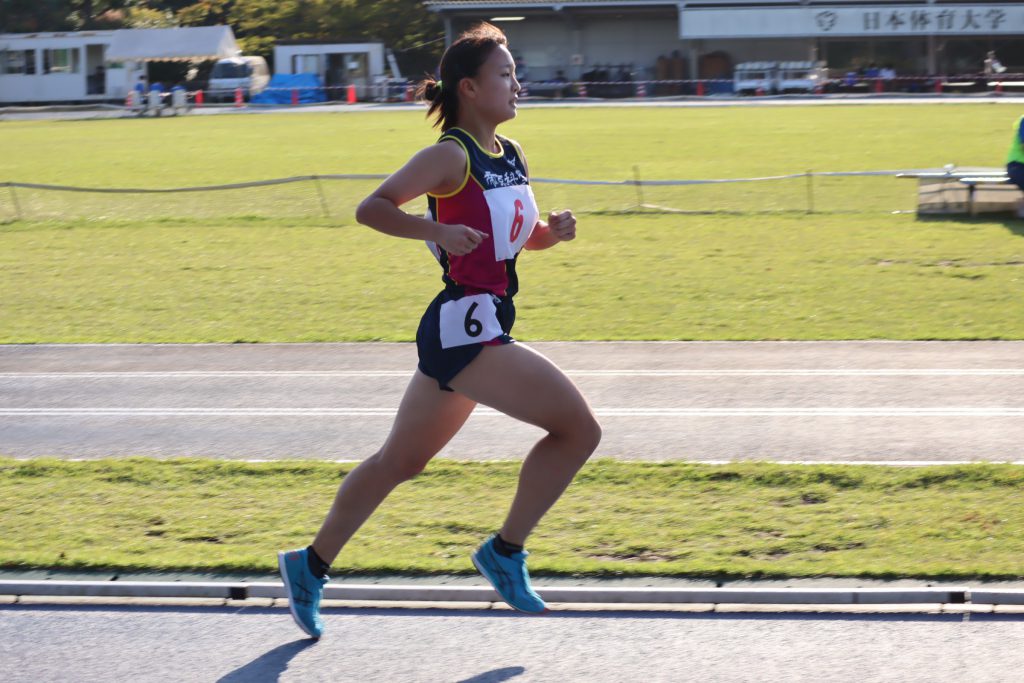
[469, 45, 520, 123]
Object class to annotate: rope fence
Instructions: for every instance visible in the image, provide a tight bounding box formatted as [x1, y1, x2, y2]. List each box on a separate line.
[0, 169, 933, 223]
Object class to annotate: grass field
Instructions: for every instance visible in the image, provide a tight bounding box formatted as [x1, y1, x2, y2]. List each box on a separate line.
[3, 458, 1023, 580]
[1, 104, 1022, 342]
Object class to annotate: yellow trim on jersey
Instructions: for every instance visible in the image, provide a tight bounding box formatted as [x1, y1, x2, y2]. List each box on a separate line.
[450, 126, 504, 158]
[427, 136, 471, 199]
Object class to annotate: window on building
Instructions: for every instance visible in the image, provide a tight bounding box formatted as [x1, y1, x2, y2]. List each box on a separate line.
[1, 50, 37, 75]
[293, 54, 319, 74]
[43, 48, 80, 74]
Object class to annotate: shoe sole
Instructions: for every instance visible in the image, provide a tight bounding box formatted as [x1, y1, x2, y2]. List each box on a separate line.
[277, 551, 322, 639]
[471, 551, 548, 615]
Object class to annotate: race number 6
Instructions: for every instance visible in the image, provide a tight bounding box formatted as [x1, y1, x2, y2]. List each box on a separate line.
[464, 302, 482, 337]
[439, 293, 503, 349]
[509, 199, 524, 243]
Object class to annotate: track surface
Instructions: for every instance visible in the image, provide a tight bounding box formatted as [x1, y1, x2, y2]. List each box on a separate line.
[2, 341, 1021, 462]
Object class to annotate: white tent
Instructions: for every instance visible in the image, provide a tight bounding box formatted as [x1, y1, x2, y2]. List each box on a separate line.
[105, 25, 240, 62]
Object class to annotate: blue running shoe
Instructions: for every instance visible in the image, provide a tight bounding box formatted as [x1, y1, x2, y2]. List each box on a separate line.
[278, 548, 327, 638]
[472, 534, 547, 614]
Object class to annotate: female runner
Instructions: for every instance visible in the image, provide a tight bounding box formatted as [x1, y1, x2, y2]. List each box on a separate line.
[278, 22, 601, 638]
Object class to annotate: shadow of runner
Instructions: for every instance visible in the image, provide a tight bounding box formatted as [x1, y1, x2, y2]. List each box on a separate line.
[217, 639, 318, 683]
[457, 666, 527, 683]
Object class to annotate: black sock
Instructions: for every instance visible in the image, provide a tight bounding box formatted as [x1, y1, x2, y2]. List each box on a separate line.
[492, 534, 524, 558]
[306, 545, 330, 578]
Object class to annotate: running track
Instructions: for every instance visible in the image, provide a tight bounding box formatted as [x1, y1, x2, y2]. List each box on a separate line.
[2, 341, 1021, 462]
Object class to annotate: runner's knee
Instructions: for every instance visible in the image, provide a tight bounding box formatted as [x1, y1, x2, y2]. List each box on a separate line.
[550, 410, 601, 457]
[579, 413, 602, 456]
[369, 449, 431, 483]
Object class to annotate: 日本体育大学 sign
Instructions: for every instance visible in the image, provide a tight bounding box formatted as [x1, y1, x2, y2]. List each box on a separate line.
[680, 4, 1024, 39]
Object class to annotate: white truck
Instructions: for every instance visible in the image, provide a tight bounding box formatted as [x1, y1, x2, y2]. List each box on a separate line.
[208, 55, 270, 101]
[733, 62, 776, 95]
[777, 61, 828, 93]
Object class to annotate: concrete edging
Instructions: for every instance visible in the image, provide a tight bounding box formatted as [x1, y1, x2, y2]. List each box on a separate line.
[5, 580, 1019, 606]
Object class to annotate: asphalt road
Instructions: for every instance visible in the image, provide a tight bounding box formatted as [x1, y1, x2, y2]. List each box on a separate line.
[1, 341, 1021, 462]
[3, 603, 1024, 682]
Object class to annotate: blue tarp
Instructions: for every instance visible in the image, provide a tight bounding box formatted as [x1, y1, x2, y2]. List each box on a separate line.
[250, 73, 327, 105]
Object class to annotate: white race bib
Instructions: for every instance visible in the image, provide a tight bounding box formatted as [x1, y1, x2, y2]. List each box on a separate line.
[484, 184, 539, 261]
[439, 293, 504, 349]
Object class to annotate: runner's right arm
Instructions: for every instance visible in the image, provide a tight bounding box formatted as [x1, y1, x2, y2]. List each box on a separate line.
[356, 142, 488, 256]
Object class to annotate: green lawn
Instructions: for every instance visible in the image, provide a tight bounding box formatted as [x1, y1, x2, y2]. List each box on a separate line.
[1, 105, 1022, 342]
[3, 458, 1023, 580]
[0, 105, 1016, 185]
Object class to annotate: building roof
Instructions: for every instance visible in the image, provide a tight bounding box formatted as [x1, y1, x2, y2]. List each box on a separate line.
[425, 0, 967, 7]
[425, 0, 679, 9]
[105, 26, 240, 62]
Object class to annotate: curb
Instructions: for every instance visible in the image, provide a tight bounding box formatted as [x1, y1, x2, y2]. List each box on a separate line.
[6, 581, 1024, 606]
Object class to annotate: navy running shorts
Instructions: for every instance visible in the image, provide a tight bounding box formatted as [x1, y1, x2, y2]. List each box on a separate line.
[416, 289, 516, 391]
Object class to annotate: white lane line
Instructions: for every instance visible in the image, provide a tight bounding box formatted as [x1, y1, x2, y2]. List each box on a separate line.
[2, 369, 1023, 379]
[1, 407, 1022, 417]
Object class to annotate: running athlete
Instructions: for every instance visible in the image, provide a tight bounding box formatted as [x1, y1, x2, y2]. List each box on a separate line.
[277, 23, 602, 638]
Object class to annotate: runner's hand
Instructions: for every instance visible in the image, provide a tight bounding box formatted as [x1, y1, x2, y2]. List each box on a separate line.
[547, 210, 576, 241]
[438, 224, 489, 256]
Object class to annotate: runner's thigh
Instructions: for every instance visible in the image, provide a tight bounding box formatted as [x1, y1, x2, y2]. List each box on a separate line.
[377, 370, 477, 467]
[448, 343, 596, 435]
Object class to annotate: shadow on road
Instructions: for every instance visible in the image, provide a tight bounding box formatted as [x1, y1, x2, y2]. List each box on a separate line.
[216, 639, 317, 683]
[456, 666, 527, 683]
[5, 603, 1024, 623]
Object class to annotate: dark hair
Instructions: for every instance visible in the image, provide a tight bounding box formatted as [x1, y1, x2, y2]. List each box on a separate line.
[417, 22, 508, 131]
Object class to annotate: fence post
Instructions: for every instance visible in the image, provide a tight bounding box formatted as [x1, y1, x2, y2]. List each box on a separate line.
[806, 170, 815, 214]
[313, 175, 331, 219]
[632, 165, 645, 209]
[5, 183, 24, 222]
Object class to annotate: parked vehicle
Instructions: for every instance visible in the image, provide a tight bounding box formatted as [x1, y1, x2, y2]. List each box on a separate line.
[734, 61, 776, 95]
[208, 55, 269, 101]
[777, 61, 828, 93]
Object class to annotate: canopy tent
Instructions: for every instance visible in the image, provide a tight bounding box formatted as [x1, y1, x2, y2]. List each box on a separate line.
[105, 26, 240, 62]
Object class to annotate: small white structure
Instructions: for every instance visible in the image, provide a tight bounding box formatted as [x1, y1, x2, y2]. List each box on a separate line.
[777, 61, 827, 93]
[0, 30, 124, 103]
[0, 25, 240, 105]
[274, 42, 388, 95]
[734, 62, 777, 95]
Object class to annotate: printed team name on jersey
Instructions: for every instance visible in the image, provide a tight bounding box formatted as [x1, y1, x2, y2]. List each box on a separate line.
[482, 169, 528, 189]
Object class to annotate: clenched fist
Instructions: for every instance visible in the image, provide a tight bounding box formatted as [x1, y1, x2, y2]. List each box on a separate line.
[438, 223, 489, 256]
[547, 210, 577, 241]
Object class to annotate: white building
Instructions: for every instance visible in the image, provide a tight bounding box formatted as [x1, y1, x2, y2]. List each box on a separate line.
[273, 42, 389, 92]
[0, 25, 240, 105]
[424, 1, 1024, 80]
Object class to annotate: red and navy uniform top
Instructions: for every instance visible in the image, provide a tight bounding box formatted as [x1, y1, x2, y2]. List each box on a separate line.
[426, 127, 540, 298]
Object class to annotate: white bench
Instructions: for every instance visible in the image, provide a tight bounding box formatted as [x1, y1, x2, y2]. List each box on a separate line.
[898, 170, 1020, 215]
[958, 176, 1011, 215]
